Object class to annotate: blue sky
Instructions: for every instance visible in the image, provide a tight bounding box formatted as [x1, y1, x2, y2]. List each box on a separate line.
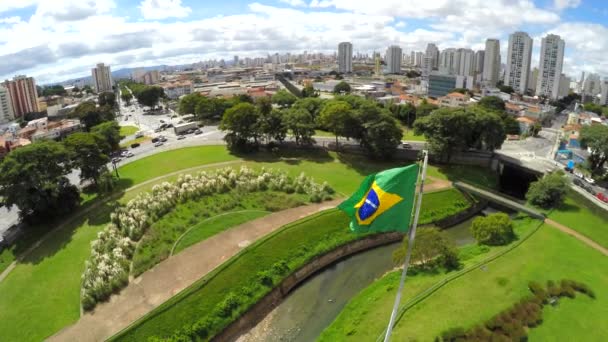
[0, 0, 607, 83]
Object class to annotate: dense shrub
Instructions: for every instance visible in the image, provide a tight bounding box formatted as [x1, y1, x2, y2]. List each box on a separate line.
[470, 213, 515, 246]
[526, 171, 569, 209]
[81, 167, 334, 310]
[437, 279, 594, 341]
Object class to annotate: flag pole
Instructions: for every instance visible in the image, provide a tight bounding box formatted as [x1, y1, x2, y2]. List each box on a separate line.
[383, 150, 429, 342]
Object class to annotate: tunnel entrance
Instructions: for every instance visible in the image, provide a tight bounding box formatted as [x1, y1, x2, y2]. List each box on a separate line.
[499, 163, 540, 199]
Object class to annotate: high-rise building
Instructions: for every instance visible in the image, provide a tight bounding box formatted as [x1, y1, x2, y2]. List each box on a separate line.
[415, 51, 424, 67]
[386, 45, 402, 74]
[600, 80, 608, 106]
[473, 50, 485, 75]
[439, 48, 459, 75]
[505, 32, 533, 94]
[528, 67, 539, 93]
[482, 39, 501, 87]
[410, 51, 415, 66]
[234, 55, 239, 66]
[2, 75, 39, 117]
[0, 86, 15, 124]
[425, 43, 439, 70]
[338, 42, 353, 73]
[559, 74, 571, 99]
[428, 73, 457, 98]
[458, 48, 475, 76]
[92, 63, 113, 93]
[536, 34, 565, 99]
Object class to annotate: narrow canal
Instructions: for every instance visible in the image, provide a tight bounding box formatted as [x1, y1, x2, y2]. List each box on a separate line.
[238, 215, 480, 342]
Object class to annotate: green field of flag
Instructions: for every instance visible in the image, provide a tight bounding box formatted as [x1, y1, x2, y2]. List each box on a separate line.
[338, 165, 419, 233]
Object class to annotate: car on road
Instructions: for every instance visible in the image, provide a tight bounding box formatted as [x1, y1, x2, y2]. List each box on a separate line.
[194, 129, 202, 135]
[131, 143, 140, 148]
[111, 157, 122, 163]
[159, 136, 168, 142]
[135, 131, 144, 138]
[583, 176, 595, 185]
[177, 135, 186, 140]
[125, 152, 134, 158]
[573, 178, 595, 195]
[160, 119, 165, 123]
[151, 137, 159, 143]
[402, 142, 412, 149]
[154, 142, 163, 147]
[154, 128, 162, 133]
[597, 193, 608, 203]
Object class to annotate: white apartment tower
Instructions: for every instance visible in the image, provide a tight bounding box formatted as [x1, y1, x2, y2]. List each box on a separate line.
[458, 48, 475, 76]
[536, 34, 565, 99]
[482, 39, 501, 87]
[505, 31, 533, 94]
[338, 42, 353, 73]
[425, 43, 439, 70]
[386, 45, 402, 74]
[0, 86, 14, 124]
[92, 63, 113, 93]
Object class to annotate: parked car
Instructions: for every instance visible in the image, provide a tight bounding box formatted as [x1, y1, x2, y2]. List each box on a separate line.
[160, 119, 165, 123]
[151, 137, 160, 143]
[111, 157, 122, 163]
[177, 135, 186, 140]
[154, 142, 163, 147]
[583, 176, 595, 185]
[125, 152, 134, 158]
[135, 132, 144, 138]
[130, 143, 140, 148]
[402, 142, 412, 149]
[159, 136, 168, 142]
[194, 129, 202, 135]
[597, 193, 608, 203]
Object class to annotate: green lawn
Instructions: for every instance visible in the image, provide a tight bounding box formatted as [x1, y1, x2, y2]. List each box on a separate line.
[319, 217, 540, 341]
[174, 210, 270, 254]
[112, 189, 475, 341]
[427, 164, 500, 189]
[119, 125, 139, 138]
[548, 190, 608, 248]
[132, 191, 307, 276]
[314, 129, 335, 137]
[0, 203, 113, 342]
[402, 128, 426, 142]
[0, 145, 497, 341]
[321, 219, 608, 341]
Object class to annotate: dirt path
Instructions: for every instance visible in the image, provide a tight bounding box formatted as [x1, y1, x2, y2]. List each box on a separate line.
[544, 219, 608, 256]
[48, 199, 342, 342]
[424, 176, 452, 192]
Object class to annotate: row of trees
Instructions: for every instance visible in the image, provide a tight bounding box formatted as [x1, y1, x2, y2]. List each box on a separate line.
[121, 82, 165, 108]
[218, 94, 404, 159]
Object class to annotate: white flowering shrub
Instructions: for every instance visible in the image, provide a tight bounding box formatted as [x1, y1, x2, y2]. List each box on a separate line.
[81, 167, 334, 310]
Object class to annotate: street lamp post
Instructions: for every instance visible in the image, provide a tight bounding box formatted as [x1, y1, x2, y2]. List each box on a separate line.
[112, 159, 119, 178]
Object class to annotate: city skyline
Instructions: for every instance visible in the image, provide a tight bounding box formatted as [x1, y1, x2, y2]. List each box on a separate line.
[1, 0, 607, 83]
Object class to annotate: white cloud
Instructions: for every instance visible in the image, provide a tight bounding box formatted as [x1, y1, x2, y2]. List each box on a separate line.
[139, 0, 191, 20]
[554, 0, 582, 11]
[0, 0, 38, 14]
[279, 0, 307, 6]
[0, 1, 606, 83]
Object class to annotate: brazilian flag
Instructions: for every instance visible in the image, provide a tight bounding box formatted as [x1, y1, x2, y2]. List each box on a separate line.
[338, 165, 419, 233]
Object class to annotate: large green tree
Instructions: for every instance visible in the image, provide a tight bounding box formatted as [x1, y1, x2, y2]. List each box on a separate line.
[98, 92, 116, 107]
[285, 107, 316, 146]
[393, 227, 459, 270]
[360, 114, 403, 160]
[179, 93, 203, 114]
[416, 99, 438, 117]
[136, 86, 164, 108]
[414, 108, 472, 161]
[470, 213, 515, 246]
[64, 133, 110, 186]
[42, 85, 67, 97]
[468, 108, 506, 151]
[391, 102, 417, 127]
[220, 103, 261, 150]
[318, 100, 353, 146]
[333, 81, 351, 94]
[271, 90, 298, 108]
[292, 97, 325, 121]
[0, 141, 80, 222]
[526, 172, 569, 209]
[580, 125, 608, 175]
[70, 101, 115, 130]
[91, 121, 121, 153]
[259, 109, 287, 143]
[120, 90, 133, 106]
[478, 96, 506, 112]
[301, 84, 319, 98]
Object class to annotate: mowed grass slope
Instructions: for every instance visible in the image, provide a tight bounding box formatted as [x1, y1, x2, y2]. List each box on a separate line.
[549, 190, 608, 248]
[323, 222, 608, 341]
[0, 145, 496, 341]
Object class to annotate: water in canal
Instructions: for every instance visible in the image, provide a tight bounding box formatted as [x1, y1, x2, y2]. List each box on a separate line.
[238, 215, 479, 342]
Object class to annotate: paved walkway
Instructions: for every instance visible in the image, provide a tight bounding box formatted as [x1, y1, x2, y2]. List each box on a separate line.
[49, 200, 342, 342]
[544, 218, 608, 256]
